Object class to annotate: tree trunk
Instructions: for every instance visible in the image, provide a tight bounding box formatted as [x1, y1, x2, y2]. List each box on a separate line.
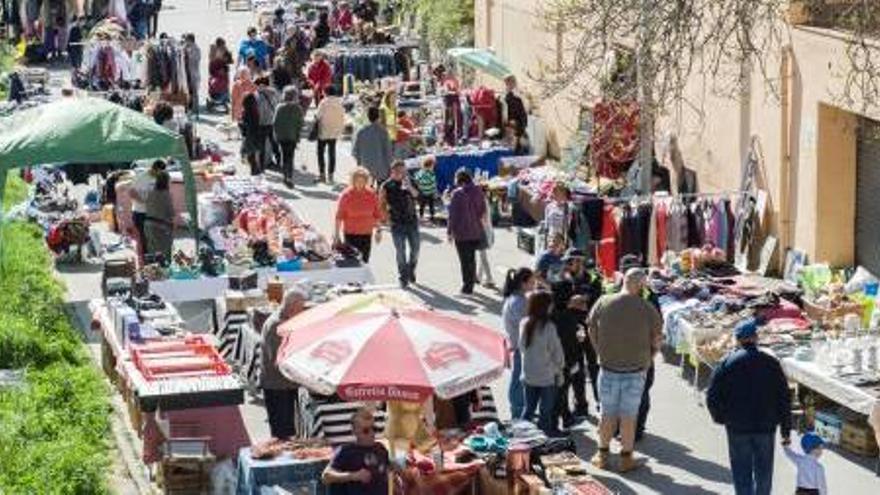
[636, 0, 655, 195]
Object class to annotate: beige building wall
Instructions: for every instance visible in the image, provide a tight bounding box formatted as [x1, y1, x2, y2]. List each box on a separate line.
[475, 1, 880, 267]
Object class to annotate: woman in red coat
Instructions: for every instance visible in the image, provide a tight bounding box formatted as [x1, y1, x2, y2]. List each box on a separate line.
[306, 52, 333, 105]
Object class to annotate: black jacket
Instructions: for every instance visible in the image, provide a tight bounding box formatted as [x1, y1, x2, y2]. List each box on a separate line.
[505, 91, 528, 131]
[706, 344, 791, 436]
[552, 308, 586, 366]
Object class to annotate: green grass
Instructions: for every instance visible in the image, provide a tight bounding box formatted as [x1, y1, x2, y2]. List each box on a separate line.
[0, 41, 16, 101]
[0, 175, 111, 494]
[3, 169, 28, 209]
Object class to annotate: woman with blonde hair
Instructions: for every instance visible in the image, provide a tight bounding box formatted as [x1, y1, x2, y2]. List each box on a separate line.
[334, 167, 383, 262]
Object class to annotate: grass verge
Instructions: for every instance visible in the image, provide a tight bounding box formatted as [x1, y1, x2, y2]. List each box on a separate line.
[0, 174, 111, 494]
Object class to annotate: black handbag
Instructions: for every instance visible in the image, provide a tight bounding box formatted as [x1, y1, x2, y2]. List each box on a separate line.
[308, 120, 319, 141]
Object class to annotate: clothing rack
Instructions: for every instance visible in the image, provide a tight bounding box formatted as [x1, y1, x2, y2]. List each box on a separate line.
[603, 190, 751, 205]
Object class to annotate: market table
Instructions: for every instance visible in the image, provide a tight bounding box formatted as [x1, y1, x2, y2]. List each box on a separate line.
[660, 295, 880, 443]
[142, 405, 251, 464]
[235, 448, 329, 495]
[780, 357, 878, 417]
[405, 147, 514, 193]
[148, 265, 374, 303]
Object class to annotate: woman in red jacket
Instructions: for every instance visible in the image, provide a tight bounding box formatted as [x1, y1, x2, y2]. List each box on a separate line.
[334, 167, 383, 262]
[306, 51, 333, 105]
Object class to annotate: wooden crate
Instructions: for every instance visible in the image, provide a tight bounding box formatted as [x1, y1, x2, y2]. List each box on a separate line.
[159, 439, 214, 495]
[123, 386, 143, 437]
[159, 458, 213, 494]
[841, 421, 879, 457]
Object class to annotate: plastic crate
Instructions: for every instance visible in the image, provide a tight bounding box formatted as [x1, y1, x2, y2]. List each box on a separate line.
[517, 228, 536, 255]
[131, 337, 231, 380]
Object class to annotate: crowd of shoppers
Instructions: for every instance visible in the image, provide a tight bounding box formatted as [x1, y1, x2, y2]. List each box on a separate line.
[91, 5, 818, 492]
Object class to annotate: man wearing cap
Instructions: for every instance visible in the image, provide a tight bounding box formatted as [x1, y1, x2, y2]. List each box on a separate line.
[707, 319, 792, 495]
[587, 268, 662, 472]
[616, 254, 659, 441]
[552, 248, 603, 419]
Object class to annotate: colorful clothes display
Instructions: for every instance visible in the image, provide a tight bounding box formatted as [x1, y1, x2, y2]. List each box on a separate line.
[594, 195, 741, 277]
[591, 100, 640, 179]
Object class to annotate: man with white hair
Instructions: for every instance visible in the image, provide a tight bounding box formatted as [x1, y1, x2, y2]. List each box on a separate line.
[587, 268, 662, 472]
[261, 287, 308, 439]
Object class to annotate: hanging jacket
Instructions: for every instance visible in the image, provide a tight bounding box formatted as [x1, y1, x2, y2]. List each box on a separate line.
[597, 203, 618, 278]
[656, 201, 668, 261]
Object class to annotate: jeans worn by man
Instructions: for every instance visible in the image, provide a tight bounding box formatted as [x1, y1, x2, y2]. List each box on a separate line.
[381, 169, 419, 287]
[391, 223, 420, 285]
[727, 431, 775, 495]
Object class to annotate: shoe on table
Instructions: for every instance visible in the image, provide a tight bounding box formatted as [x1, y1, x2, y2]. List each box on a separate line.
[590, 449, 610, 470]
[618, 452, 645, 473]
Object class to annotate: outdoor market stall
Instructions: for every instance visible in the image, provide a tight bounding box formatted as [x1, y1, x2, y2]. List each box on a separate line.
[404, 146, 514, 193]
[137, 175, 374, 303]
[88, 296, 250, 468]
[0, 96, 200, 269]
[653, 260, 880, 459]
[255, 290, 612, 494]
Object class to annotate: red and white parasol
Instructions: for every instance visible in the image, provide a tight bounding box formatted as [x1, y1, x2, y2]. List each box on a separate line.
[276, 291, 507, 402]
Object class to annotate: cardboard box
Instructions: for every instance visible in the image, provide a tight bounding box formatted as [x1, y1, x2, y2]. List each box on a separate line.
[841, 421, 879, 457]
[814, 410, 842, 445]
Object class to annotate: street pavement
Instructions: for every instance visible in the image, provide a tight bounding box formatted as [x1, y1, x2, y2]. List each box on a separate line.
[55, 1, 880, 493]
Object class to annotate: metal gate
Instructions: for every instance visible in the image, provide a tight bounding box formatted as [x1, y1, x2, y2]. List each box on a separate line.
[856, 118, 880, 275]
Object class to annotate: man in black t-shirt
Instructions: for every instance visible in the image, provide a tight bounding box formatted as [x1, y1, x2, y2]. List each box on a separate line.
[504, 75, 528, 133]
[551, 249, 603, 421]
[323, 407, 390, 495]
[380, 161, 420, 287]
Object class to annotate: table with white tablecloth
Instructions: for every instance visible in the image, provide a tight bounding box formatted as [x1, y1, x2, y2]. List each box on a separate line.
[781, 357, 880, 451]
[661, 299, 880, 444]
[149, 265, 374, 302]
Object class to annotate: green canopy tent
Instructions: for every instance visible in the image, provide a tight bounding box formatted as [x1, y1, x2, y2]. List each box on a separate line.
[0, 97, 199, 264]
[447, 48, 512, 80]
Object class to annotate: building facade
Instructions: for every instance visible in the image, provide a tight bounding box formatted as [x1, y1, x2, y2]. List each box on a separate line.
[475, 0, 880, 273]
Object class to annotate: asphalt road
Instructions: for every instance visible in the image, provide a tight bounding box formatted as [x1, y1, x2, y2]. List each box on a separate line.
[56, 1, 880, 493]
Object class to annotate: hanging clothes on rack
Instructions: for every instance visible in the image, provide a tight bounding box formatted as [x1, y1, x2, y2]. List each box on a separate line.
[666, 198, 689, 253]
[142, 39, 190, 100]
[326, 45, 399, 87]
[597, 202, 619, 278]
